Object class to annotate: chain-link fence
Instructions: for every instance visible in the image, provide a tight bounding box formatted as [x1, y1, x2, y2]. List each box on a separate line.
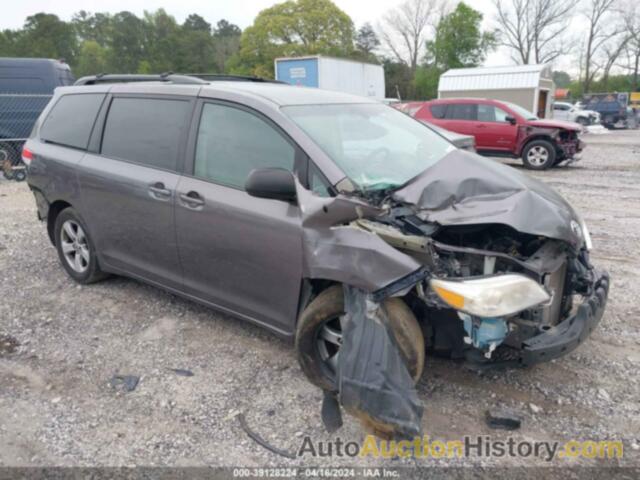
[0, 93, 52, 181]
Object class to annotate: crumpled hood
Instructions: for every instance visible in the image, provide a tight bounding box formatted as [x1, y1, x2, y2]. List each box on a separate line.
[527, 119, 582, 131]
[392, 150, 584, 247]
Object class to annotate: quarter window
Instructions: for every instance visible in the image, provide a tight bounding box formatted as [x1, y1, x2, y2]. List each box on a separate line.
[194, 103, 295, 189]
[101, 97, 191, 171]
[40, 94, 105, 149]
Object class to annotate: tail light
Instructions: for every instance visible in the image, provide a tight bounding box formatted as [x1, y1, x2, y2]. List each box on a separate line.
[22, 147, 34, 166]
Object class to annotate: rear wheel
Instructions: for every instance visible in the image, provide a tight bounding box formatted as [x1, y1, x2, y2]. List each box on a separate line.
[295, 285, 425, 391]
[54, 208, 108, 284]
[522, 139, 556, 170]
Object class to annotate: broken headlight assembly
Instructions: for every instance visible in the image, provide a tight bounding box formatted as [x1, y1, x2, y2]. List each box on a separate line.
[430, 274, 551, 318]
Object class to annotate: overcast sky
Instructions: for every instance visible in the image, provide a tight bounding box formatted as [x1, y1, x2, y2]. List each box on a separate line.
[2, 0, 581, 71]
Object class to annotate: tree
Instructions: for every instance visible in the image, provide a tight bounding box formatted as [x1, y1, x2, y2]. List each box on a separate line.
[552, 70, 572, 87]
[618, 0, 640, 90]
[178, 16, 216, 73]
[494, 0, 578, 64]
[19, 13, 78, 63]
[183, 14, 211, 33]
[378, 0, 445, 73]
[355, 23, 380, 61]
[108, 11, 146, 73]
[583, 0, 622, 92]
[75, 40, 109, 76]
[231, 0, 354, 77]
[426, 3, 496, 70]
[213, 20, 241, 72]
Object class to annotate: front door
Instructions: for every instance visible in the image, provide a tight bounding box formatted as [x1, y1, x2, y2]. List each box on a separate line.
[78, 95, 193, 288]
[175, 101, 304, 334]
[475, 103, 518, 152]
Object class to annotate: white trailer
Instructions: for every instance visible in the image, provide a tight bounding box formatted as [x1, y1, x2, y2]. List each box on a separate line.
[274, 55, 385, 100]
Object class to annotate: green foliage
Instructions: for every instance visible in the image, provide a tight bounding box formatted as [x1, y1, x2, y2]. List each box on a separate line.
[413, 66, 442, 100]
[426, 3, 496, 71]
[0, 9, 242, 77]
[568, 74, 637, 99]
[230, 0, 355, 77]
[552, 71, 572, 88]
[353, 23, 380, 63]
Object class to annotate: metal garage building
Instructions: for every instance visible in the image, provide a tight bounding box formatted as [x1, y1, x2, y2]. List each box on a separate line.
[438, 64, 555, 119]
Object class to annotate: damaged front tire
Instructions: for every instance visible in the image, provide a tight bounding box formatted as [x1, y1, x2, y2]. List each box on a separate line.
[295, 285, 425, 392]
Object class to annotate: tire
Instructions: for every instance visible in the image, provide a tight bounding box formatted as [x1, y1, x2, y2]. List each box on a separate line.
[54, 208, 107, 284]
[576, 117, 589, 126]
[522, 139, 557, 170]
[295, 285, 425, 392]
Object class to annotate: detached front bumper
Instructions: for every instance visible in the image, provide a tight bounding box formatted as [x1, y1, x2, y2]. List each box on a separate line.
[520, 270, 609, 366]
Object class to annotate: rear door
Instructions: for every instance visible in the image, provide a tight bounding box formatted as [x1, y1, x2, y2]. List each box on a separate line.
[475, 103, 518, 152]
[440, 102, 478, 136]
[175, 100, 304, 334]
[78, 94, 194, 288]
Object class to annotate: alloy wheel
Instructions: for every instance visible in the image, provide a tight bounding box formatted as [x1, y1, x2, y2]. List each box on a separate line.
[316, 315, 344, 374]
[527, 146, 550, 166]
[60, 220, 90, 273]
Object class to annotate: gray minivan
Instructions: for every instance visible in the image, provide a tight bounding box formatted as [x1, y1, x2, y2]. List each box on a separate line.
[25, 76, 608, 390]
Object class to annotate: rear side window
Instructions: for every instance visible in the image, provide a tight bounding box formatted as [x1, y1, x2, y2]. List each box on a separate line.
[40, 94, 105, 149]
[445, 103, 477, 120]
[193, 103, 295, 189]
[101, 97, 191, 171]
[430, 104, 447, 119]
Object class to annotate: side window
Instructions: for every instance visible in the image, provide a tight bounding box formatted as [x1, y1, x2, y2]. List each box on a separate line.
[40, 94, 105, 149]
[194, 103, 295, 189]
[477, 104, 496, 122]
[494, 107, 511, 122]
[445, 103, 477, 121]
[101, 97, 191, 171]
[430, 104, 447, 119]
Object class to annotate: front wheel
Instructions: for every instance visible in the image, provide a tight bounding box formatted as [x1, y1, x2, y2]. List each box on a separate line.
[295, 285, 425, 392]
[522, 139, 557, 170]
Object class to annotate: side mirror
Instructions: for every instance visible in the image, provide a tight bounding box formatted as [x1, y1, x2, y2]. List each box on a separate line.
[245, 167, 297, 202]
[505, 115, 517, 125]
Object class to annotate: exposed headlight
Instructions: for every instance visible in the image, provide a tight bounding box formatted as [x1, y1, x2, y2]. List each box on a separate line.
[430, 274, 551, 317]
[579, 218, 593, 251]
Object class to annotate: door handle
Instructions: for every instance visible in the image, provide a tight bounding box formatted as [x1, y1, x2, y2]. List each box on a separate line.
[149, 182, 171, 198]
[179, 191, 205, 208]
[475, 124, 487, 128]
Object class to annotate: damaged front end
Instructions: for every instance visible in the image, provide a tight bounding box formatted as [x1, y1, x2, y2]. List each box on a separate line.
[297, 149, 609, 438]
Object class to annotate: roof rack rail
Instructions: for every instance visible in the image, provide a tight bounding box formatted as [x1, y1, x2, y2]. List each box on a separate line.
[186, 73, 286, 84]
[73, 73, 208, 86]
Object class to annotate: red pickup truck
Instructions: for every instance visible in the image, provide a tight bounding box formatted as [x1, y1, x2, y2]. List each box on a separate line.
[396, 98, 585, 170]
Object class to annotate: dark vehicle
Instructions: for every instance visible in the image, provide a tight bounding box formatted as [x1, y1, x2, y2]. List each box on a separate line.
[25, 78, 608, 395]
[397, 98, 584, 170]
[0, 58, 74, 180]
[581, 93, 631, 129]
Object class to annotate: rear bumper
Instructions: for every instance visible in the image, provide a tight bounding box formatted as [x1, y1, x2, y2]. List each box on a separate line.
[520, 270, 609, 366]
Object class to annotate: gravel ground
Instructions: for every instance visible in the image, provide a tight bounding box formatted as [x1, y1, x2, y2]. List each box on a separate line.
[0, 130, 639, 472]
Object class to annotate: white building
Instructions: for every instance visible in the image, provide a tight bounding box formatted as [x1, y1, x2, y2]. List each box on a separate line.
[438, 64, 555, 119]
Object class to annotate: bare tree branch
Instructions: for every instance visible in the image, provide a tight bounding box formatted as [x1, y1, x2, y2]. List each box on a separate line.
[377, 0, 447, 72]
[493, 0, 578, 65]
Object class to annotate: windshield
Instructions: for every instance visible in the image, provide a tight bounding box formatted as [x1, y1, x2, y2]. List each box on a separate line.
[504, 101, 538, 121]
[283, 103, 455, 191]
